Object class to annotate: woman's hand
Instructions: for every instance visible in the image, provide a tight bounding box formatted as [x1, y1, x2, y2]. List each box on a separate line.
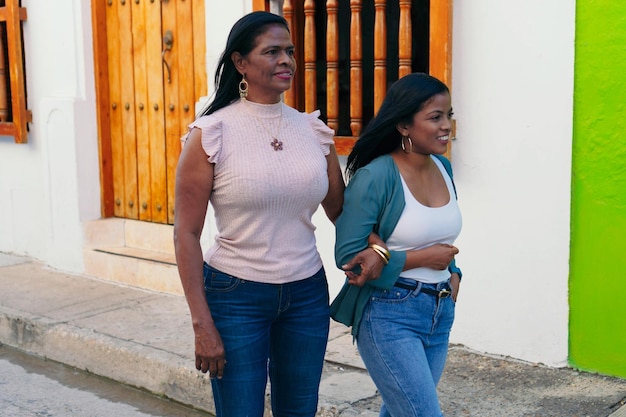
[420, 243, 459, 270]
[342, 247, 386, 287]
[193, 319, 226, 379]
[450, 272, 461, 302]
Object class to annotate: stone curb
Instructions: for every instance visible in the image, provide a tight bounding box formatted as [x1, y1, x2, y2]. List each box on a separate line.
[0, 304, 379, 416]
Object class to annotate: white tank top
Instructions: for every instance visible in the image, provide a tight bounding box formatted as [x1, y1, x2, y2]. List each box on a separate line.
[386, 155, 462, 284]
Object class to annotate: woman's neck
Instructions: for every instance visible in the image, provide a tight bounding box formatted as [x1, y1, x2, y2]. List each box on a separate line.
[244, 92, 282, 105]
[391, 149, 433, 173]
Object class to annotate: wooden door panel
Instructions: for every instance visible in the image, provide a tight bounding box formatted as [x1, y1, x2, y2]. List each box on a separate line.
[174, 0, 198, 223]
[161, 0, 181, 224]
[131, 0, 151, 221]
[161, 0, 200, 224]
[119, 1, 139, 218]
[105, 0, 126, 219]
[192, 0, 207, 106]
[145, 0, 168, 223]
[93, 0, 215, 224]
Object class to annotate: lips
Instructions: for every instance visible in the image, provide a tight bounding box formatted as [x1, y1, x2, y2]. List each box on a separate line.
[437, 134, 450, 142]
[275, 71, 293, 80]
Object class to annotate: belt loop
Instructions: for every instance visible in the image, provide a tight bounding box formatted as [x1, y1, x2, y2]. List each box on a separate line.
[414, 280, 423, 296]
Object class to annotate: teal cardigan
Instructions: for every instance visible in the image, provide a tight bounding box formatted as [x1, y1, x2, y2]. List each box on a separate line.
[330, 154, 462, 337]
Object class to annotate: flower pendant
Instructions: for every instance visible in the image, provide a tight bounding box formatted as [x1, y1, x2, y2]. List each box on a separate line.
[270, 138, 284, 151]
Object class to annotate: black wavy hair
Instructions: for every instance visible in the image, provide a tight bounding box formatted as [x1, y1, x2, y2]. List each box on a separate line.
[199, 11, 290, 116]
[346, 72, 449, 178]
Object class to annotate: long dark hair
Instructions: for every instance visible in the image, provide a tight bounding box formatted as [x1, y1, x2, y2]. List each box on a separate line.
[346, 73, 449, 178]
[199, 11, 290, 116]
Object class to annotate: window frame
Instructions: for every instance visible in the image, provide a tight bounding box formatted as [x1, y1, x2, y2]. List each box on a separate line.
[0, 0, 30, 144]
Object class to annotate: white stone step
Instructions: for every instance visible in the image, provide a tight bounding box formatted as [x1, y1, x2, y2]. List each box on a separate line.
[82, 219, 182, 295]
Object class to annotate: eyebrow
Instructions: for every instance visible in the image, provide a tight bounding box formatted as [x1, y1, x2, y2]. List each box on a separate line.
[261, 44, 295, 51]
[426, 107, 453, 115]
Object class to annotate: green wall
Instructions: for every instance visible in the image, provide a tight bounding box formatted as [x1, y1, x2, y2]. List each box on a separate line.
[569, 1, 626, 377]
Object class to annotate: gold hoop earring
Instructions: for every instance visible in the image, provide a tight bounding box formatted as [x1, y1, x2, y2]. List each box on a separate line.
[401, 136, 413, 154]
[239, 75, 249, 99]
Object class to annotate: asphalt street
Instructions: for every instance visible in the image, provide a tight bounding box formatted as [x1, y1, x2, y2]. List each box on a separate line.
[0, 345, 212, 417]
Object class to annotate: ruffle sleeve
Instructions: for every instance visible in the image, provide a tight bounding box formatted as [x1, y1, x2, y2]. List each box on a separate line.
[181, 115, 223, 164]
[305, 110, 335, 156]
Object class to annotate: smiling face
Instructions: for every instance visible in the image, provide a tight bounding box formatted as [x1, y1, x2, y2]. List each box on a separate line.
[397, 92, 453, 155]
[232, 24, 296, 104]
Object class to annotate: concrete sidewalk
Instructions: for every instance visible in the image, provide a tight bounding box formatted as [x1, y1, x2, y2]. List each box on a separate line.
[1, 252, 625, 417]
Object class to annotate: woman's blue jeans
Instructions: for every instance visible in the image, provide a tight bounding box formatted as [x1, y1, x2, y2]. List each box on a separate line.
[356, 279, 455, 417]
[203, 263, 330, 417]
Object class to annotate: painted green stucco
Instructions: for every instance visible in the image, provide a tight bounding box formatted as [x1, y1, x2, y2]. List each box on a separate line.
[570, 1, 626, 377]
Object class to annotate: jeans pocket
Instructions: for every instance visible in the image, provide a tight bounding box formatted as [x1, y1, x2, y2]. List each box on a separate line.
[371, 286, 413, 303]
[203, 263, 240, 292]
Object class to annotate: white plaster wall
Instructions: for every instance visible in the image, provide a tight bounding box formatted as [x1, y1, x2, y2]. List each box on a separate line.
[200, 2, 576, 366]
[0, 0, 575, 366]
[448, 0, 575, 366]
[204, 0, 251, 102]
[0, 0, 99, 272]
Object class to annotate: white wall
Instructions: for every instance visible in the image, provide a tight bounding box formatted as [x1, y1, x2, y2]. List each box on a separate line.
[0, 0, 575, 367]
[449, 0, 575, 366]
[203, 0, 252, 103]
[203, 0, 575, 367]
[0, 0, 99, 272]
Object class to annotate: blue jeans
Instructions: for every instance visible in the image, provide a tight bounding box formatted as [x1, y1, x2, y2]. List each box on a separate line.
[203, 263, 330, 417]
[356, 279, 455, 417]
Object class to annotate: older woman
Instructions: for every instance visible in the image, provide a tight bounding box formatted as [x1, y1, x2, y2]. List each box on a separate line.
[174, 11, 344, 417]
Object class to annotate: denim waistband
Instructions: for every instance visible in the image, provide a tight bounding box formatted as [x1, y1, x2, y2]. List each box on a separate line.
[393, 277, 451, 298]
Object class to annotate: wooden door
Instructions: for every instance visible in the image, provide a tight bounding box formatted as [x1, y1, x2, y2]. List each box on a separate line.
[92, 0, 206, 224]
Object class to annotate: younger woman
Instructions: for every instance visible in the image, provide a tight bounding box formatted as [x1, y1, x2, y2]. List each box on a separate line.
[332, 73, 463, 417]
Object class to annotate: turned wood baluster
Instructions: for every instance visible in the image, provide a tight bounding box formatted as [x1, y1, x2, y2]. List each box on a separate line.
[373, 0, 387, 113]
[398, 0, 412, 78]
[326, 0, 339, 132]
[349, 0, 362, 137]
[303, 0, 316, 113]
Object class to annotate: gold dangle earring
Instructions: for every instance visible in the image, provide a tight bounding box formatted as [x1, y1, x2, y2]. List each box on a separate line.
[239, 74, 249, 99]
[401, 136, 413, 154]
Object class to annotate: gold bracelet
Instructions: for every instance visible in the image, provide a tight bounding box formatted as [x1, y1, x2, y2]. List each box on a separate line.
[368, 244, 390, 262]
[369, 246, 389, 265]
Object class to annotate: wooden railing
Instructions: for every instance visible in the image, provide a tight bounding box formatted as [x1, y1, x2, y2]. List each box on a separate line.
[255, 0, 453, 156]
